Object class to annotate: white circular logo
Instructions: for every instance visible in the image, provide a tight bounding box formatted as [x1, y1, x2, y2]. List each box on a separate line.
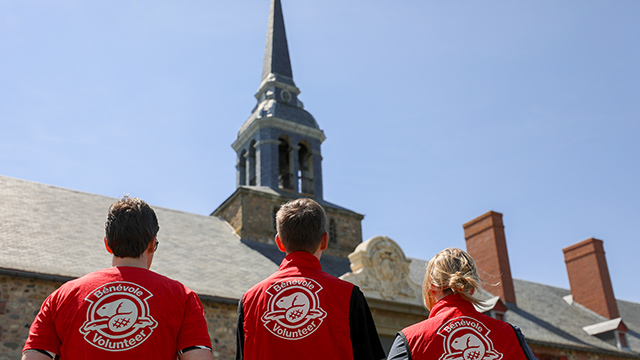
[261, 278, 326, 340]
[80, 281, 157, 352]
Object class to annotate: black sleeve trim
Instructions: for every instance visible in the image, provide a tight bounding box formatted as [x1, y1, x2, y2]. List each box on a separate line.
[235, 297, 245, 360]
[349, 286, 386, 360]
[510, 324, 538, 360]
[179, 346, 212, 355]
[399, 331, 412, 360]
[386, 332, 412, 360]
[23, 350, 55, 359]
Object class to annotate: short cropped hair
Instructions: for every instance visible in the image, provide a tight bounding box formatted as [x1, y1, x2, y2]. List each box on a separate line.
[105, 196, 159, 258]
[276, 198, 326, 254]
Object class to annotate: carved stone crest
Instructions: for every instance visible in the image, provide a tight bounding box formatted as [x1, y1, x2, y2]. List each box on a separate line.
[340, 236, 422, 304]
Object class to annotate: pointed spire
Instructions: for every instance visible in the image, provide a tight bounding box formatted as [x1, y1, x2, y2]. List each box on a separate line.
[262, 0, 293, 81]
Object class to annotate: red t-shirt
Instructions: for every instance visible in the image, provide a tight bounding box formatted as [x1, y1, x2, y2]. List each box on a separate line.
[23, 266, 211, 359]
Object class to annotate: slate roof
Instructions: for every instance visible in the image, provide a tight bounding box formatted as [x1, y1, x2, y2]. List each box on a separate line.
[2, 175, 639, 357]
[241, 239, 351, 278]
[407, 257, 640, 357]
[0, 175, 278, 301]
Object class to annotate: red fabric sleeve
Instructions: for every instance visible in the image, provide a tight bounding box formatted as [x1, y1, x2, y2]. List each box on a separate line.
[176, 290, 212, 351]
[23, 294, 62, 355]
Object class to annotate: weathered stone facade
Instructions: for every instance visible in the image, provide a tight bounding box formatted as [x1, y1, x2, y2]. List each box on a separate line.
[0, 274, 65, 360]
[324, 206, 363, 258]
[213, 186, 364, 258]
[201, 300, 238, 360]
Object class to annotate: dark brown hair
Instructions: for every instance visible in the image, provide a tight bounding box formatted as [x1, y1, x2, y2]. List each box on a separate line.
[276, 198, 326, 253]
[105, 196, 159, 258]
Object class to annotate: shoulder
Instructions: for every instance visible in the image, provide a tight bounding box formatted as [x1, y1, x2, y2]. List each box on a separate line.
[403, 317, 434, 336]
[316, 270, 355, 291]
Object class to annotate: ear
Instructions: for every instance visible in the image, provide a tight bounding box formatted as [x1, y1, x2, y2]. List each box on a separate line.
[275, 234, 287, 253]
[147, 237, 157, 253]
[104, 237, 113, 254]
[320, 232, 329, 251]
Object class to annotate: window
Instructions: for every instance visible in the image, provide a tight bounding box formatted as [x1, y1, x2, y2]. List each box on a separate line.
[618, 331, 629, 350]
[272, 207, 279, 231]
[278, 138, 293, 190]
[248, 141, 257, 186]
[298, 142, 313, 194]
[238, 150, 247, 186]
[329, 218, 337, 245]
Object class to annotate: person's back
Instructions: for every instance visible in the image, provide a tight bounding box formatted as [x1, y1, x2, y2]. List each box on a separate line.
[400, 293, 527, 360]
[387, 247, 536, 360]
[26, 267, 209, 359]
[236, 198, 385, 360]
[240, 252, 357, 359]
[22, 197, 213, 360]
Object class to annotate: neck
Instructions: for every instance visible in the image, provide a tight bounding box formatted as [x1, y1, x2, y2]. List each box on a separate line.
[112, 254, 149, 269]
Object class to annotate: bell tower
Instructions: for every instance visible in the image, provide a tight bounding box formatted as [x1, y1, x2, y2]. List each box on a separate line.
[232, 0, 325, 199]
[213, 0, 363, 258]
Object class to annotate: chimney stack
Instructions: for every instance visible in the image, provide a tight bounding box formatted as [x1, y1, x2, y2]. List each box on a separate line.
[463, 211, 516, 305]
[563, 238, 619, 319]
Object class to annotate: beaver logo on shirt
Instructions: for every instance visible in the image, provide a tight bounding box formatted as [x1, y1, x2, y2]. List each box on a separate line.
[80, 281, 158, 351]
[436, 316, 502, 360]
[261, 277, 327, 340]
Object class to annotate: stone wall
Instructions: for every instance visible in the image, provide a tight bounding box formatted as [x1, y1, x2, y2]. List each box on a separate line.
[0, 274, 64, 360]
[202, 300, 238, 360]
[213, 187, 364, 258]
[324, 206, 363, 258]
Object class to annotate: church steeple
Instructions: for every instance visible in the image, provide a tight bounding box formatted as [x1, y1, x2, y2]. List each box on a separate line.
[232, 0, 325, 199]
[214, 0, 364, 256]
[261, 0, 293, 81]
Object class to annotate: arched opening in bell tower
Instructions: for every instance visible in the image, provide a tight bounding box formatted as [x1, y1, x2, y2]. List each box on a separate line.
[278, 137, 293, 190]
[298, 141, 313, 195]
[238, 149, 247, 186]
[248, 140, 257, 186]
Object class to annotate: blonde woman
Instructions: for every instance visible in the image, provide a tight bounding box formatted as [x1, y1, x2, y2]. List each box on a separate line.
[387, 247, 537, 360]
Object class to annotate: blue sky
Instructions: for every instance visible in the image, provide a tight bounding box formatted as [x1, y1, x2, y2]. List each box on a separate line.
[1, 1, 639, 302]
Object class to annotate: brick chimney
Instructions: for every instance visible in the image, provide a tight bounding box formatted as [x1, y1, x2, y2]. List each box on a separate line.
[463, 211, 516, 305]
[563, 238, 619, 319]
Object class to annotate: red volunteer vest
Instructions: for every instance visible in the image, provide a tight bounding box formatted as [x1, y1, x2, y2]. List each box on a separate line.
[401, 293, 527, 360]
[241, 251, 355, 360]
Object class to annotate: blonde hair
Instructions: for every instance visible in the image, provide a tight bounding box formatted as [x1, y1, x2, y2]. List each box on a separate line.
[422, 247, 486, 310]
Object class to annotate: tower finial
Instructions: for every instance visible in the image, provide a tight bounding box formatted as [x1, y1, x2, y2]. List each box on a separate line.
[262, 0, 293, 81]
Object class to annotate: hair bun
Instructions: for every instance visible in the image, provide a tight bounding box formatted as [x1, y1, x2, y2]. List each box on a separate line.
[449, 272, 470, 293]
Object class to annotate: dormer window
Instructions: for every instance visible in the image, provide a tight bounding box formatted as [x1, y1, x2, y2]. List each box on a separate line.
[583, 318, 630, 351]
[478, 295, 508, 321]
[618, 330, 629, 350]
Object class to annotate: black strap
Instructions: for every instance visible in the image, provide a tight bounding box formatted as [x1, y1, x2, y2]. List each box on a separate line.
[510, 324, 538, 360]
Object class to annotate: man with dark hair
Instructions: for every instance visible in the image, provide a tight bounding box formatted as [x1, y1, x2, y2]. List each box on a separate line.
[236, 198, 386, 360]
[23, 197, 213, 360]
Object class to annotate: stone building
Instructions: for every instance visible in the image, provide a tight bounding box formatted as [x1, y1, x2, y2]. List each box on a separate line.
[1, 1, 639, 359]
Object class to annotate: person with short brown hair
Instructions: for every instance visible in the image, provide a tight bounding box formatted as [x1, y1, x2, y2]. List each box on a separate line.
[236, 198, 385, 360]
[22, 196, 213, 360]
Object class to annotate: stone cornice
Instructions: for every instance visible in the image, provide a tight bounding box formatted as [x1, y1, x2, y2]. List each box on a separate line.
[233, 115, 326, 152]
